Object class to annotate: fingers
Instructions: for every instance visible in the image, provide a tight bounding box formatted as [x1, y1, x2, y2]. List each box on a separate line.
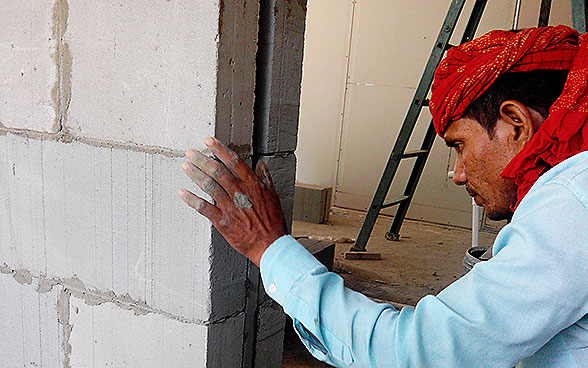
[181, 161, 230, 205]
[185, 149, 240, 195]
[178, 189, 222, 223]
[204, 137, 257, 183]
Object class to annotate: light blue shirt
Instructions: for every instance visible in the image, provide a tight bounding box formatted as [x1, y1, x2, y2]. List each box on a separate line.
[260, 151, 588, 368]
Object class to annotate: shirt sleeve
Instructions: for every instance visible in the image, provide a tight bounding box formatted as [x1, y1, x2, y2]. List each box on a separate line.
[260, 181, 588, 368]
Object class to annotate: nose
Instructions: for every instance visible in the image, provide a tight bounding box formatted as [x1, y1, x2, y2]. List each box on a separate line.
[452, 156, 467, 186]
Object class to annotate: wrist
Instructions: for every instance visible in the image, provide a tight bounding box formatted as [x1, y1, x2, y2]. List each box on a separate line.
[249, 233, 287, 267]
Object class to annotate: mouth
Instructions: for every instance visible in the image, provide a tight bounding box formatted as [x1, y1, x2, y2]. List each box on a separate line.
[466, 188, 483, 204]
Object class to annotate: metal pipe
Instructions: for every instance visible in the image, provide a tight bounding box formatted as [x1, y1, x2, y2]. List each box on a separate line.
[448, 171, 481, 247]
[512, 0, 522, 29]
[472, 198, 480, 247]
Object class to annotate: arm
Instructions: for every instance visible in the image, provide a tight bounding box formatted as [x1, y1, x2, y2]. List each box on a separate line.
[180, 139, 588, 367]
[259, 180, 588, 367]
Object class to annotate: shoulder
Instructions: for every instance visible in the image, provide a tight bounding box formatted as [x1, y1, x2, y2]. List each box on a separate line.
[492, 152, 588, 256]
[517, 151, 588, 217]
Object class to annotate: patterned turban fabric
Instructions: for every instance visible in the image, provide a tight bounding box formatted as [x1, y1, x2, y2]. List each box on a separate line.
[430, 25, 588, 208]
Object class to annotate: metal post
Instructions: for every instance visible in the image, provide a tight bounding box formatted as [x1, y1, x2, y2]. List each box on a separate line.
[472, 199, 480, 248]
[571, 0, 588, 33]
[512, 0, 522, 29]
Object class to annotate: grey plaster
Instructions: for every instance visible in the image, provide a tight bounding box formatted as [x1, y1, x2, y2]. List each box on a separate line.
[57, 289, 73, 368]
[51, 0, 72, 132]
[233, 192, 253, 208]
[260, 153, 297, 233]
[36, 275, 58, 293]
[0, 128, 185, 158]
[253, 0, 307, 154]
[12, 269, 33, 285]
[0, 263, 12, 274]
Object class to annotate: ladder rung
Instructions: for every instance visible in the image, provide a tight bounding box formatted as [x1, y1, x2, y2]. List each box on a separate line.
[381, 196, 410, 209]
[402, 149, 429, 159]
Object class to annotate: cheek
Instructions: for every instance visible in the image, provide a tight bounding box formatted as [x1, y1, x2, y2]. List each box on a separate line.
[463, 149, 497, 186]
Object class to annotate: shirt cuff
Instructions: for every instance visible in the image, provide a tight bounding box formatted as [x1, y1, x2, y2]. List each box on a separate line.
[259, 235, 326, 306]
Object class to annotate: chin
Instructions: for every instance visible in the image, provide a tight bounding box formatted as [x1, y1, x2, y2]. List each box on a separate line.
[485, 208, 513, 222]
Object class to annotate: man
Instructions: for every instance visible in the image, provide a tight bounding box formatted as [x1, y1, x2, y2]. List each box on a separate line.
[179, 25, 588, 367]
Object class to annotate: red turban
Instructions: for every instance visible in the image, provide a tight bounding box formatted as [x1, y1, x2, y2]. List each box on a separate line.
[430, 25, 588, 208]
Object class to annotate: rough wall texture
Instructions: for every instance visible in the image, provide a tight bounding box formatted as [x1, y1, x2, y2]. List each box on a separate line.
[249, 0, 307, 367]
[0, 0, 268, 367]
[253, 0, 307, 155]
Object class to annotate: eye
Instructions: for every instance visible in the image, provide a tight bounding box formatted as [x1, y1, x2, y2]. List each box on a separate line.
[452, 143, 463, 154]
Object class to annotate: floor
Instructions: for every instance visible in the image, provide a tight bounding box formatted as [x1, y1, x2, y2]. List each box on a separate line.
[281, 207, 499, 368]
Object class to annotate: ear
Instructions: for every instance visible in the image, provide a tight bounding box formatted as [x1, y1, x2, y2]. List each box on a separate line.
[498, 100, 537, 149]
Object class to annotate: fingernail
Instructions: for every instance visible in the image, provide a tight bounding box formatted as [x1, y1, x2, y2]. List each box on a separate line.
[205, 137, 215, 146]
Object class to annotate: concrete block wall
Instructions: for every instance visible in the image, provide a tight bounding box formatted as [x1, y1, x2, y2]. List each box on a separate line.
[0, 0, 300, 367]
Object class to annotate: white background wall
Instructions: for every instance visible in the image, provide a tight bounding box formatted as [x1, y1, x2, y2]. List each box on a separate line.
[296, 0, 573, 228]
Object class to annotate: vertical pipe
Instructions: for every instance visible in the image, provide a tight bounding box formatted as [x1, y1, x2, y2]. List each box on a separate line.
[571, 0, 588, 33]
[472, 198, 480, 247]
[512, 0, 522, 29]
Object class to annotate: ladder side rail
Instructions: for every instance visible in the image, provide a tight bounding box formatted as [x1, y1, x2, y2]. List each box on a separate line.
[386, 122, 437, 240]
[538, 0, 552, 27]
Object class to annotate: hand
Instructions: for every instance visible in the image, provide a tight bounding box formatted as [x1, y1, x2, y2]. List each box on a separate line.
[179, 137, 288, 266]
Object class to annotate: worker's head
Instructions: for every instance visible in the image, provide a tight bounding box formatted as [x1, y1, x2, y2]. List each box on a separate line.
[430, 25, 588, 219]
[443, 70, 567, 220]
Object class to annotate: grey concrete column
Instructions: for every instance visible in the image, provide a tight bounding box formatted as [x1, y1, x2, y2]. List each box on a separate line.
[244, 0, 308, 367]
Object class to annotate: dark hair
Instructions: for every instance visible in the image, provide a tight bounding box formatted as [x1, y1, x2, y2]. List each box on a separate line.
[463, 70, 568, 136]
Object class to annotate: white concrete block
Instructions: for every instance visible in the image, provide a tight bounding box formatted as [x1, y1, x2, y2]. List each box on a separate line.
[0, 1, 57, 132]
[0, 272, 62, 367]
[0, 137, 48, 273]
[69, 296, 208, 367]
[64, 0, 252, 150]
[0, 134, 220, 321]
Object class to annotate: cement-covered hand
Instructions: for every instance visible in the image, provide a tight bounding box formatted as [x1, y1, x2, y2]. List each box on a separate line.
[179, 137, 287, 266]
